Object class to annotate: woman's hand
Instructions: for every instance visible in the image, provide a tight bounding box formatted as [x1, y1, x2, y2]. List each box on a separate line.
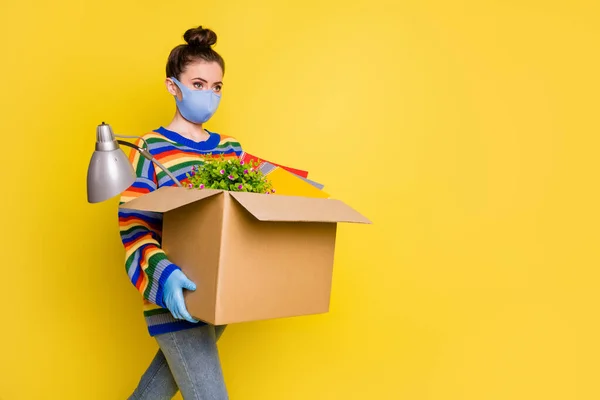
[163, 269, 199, 323]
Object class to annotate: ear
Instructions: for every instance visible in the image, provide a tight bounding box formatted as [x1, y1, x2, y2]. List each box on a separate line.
[165, 78, 182, 100]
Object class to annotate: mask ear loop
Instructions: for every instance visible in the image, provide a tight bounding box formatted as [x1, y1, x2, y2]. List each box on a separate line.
[170, 77, 187, 100]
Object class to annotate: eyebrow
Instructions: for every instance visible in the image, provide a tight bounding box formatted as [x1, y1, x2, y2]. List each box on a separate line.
[192, 77, 224, 86]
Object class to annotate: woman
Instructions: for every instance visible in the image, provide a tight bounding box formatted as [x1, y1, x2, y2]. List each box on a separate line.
[119, 26, 242, 399]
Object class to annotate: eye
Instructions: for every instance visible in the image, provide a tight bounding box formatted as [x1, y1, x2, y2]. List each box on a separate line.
[213, 85, 222, 93]
[193, 82, 203, 89]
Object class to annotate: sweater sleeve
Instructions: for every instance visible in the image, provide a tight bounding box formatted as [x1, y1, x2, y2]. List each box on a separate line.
[117, 139, 179, 308]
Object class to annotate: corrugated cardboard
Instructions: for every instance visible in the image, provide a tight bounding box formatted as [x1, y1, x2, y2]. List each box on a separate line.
[121, 187, 371, 325]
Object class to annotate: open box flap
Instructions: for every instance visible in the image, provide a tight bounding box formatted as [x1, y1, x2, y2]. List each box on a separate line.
[229, 192, 371, 224]
[119, 187, 223, 213]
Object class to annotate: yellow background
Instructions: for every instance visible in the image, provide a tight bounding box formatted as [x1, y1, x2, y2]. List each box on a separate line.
[1, 0, 599, 398]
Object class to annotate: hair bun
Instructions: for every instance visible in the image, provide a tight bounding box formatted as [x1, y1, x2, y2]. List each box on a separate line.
[184, 26, 217, 48]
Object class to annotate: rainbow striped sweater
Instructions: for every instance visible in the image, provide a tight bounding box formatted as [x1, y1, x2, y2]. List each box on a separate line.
[118, 127, 243, 336]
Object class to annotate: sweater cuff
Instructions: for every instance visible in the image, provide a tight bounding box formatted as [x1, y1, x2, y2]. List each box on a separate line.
[151, 258, 181, 308]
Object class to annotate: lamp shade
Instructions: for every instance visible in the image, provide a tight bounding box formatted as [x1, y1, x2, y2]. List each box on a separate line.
[86, 122, 136, 203]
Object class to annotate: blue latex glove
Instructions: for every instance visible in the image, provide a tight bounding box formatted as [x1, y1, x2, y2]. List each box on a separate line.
[163, 269, 199, 323]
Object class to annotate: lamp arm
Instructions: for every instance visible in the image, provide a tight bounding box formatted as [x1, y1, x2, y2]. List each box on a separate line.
[115, 134, 150, 150]
[117, 139, 183, 188]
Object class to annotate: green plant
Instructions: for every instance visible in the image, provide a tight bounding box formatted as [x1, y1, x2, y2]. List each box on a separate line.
[186, 154, 275, 194]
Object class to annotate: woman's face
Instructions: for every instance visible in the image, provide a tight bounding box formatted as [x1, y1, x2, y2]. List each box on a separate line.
[166, 60, 224, 100]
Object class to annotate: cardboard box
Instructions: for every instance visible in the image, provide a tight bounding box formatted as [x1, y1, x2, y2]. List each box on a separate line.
[120, 187, 371, 325]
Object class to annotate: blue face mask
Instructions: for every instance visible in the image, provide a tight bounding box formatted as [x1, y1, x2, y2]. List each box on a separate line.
[170, 77, 221, 124]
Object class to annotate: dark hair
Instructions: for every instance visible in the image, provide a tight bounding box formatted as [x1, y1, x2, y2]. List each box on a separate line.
[166, 26, 225, 79]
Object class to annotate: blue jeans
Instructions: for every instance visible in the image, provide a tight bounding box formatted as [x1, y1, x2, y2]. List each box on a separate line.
[129, 324, 228, 400]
